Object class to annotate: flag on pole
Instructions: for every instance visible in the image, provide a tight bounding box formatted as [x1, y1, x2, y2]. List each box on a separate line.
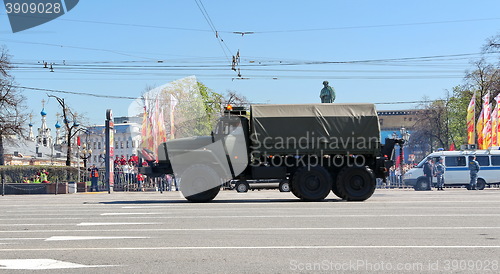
[152, 97, 160, 151]
[466, 93, 476, 144]
[477, 108, 484, 149]
[148, 102, 155, 152]
[169, 94, 178, 139]
[495, 94, 500, 146]
[449, 142, 456, 151]
[492, 101, 499, 147]
[483, 92, 492, 149]
[158, 108, 167, 144]
[140, 106, 147, 148]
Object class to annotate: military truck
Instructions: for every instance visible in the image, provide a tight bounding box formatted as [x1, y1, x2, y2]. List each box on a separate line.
[140, 103, 401, 202]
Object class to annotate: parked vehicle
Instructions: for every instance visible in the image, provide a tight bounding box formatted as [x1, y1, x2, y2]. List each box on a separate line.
[140, 103, 401, 202]
[403, 149, 500, 190]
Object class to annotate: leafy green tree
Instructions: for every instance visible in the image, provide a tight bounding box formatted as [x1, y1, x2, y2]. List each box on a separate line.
[447, 85, 472, 146]
[143, 78, 225, 140]
[416, 35, 500, 151]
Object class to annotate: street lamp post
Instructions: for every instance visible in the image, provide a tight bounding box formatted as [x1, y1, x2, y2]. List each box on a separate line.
[80, 143, 93, 168]
[399, 127, 411, 186]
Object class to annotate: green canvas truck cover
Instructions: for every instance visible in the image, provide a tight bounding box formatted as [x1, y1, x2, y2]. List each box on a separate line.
[250, 103, 381, 154]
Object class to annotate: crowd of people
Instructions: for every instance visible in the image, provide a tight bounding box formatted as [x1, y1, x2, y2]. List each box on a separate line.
[111, 155, 178, 192]
[383, 164, 415, 188]
[22, 169, 50, 184]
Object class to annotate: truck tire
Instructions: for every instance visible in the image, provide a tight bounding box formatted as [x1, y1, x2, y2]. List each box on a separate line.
[477, 178, 486, 190]
[292, 166, 332, 201]
[235, 182, 249, 193]
[331, 174, 345, 199]
[415, 178, 429, 191]
[336, 167, 375, 201]
[180, 164, 221, 203]
[279, 181, 291, 192]
[290, 177, 302, 198]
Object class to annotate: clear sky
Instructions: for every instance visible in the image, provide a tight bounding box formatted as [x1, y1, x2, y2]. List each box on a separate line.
[1, 0, 500, 128]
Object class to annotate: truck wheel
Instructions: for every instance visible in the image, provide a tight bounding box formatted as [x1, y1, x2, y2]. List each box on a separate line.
[180, 164, 221, 203]
[331, 174, 345, 199]
[292, 166, 332, 201]
[279, 181, 290, 192]
[415, 178, 429, 191]
[336, 167, 375, 201]
[235, 182, 249, 192]
[477, 178, 486, 190]
[290, 177, 302, 198]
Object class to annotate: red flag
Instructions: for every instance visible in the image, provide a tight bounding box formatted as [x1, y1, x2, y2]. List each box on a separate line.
[449, 142, 456, 151]
[477, 108, 484, 149]
[483, 92, 492, 149]
[140, 106, 148, 149]
[492, 104, 498, 147]
[494, 94, 500, 146]
[169, 94, 178, 139]
[466, 93, 475, 144]
[77, 136, 81, 146]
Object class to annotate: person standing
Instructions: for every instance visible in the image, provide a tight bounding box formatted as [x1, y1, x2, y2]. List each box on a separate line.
[423, 157, 434, 190]
[435, 157, 446, 191]
[468, 155, 480, 190]
[88, 165, 99, 192]
[38, 169, 49, 183]
[319, 81, 336, 103]
[137, 173, 145, 192]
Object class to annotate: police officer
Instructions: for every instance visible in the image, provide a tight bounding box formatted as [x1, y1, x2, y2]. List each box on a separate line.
[88, 165, 100, 192]
[423, 157, 434, 190]
[468, 155, 480, 190]
[435, 157, 446, 191]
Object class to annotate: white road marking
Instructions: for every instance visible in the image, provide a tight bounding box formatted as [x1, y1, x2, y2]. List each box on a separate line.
[72, 214, 500, 219]
[0, 224, 76, 226]
[0, 238, 45, 240]
[121, 206, 182, 209]
[0, 214, 488, 223]
[1, 226, 500, 233]
[100, 212, 161, 215]
[0, 259, 115, 269]
[0, 246, 500, 252]
[45, 236, 150, 241]
[77, 222, 160, 226]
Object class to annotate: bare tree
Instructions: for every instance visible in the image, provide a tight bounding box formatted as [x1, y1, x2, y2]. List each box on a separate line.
[0, 47, 27, 165]
[465, 59, 500, 107]
[47, 95, 80, 166]
[411, 99, 450, 154]
[224, 90, 249, 107]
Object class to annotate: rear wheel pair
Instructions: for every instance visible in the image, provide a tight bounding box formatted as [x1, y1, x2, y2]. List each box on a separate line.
[333, 167, 376, 201]
[291, 166, 375, 201]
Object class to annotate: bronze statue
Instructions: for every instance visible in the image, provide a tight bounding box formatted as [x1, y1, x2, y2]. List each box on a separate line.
[320, 81, 336, 103]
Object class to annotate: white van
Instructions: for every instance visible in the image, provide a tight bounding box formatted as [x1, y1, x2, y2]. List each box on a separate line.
[403, 148, 500, 190]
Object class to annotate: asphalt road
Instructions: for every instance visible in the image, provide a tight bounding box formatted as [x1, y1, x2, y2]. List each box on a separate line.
[1, 188, 500, 273]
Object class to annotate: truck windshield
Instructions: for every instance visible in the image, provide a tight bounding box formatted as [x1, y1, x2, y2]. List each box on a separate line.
[213, 116, 243, 140]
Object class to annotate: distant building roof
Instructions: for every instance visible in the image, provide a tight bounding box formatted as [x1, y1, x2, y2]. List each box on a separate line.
[87, 123, 141, 134]
[3, 137, 64, 160]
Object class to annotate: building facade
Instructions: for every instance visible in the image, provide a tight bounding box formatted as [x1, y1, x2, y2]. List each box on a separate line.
[83, 122, 142, 167]
[3, 108, 66, 166]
